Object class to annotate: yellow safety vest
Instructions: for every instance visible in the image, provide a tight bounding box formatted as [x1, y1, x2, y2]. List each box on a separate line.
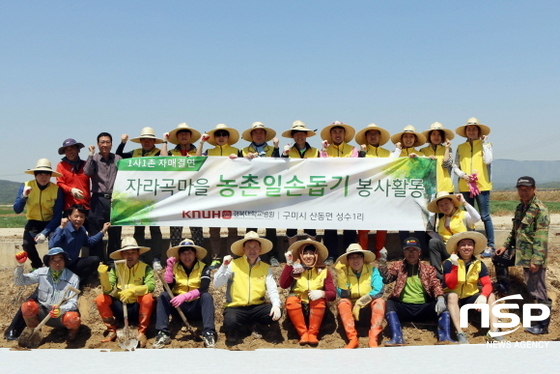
[456, 140, 492, 192]
[444, 259, 483, 299]
[208, 145, 240, 157]
[132, 148, 161, 158]
[24, 180, 59, 222]
[324, 143, 355, 158]
[172, 261, 203, 298]
[337, 264, 373, 302]
[291, 268, 328, 302]
[225, 257, 270, 308]
[419, 144, 453, 192]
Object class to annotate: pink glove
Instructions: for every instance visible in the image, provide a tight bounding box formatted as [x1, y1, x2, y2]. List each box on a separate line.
[164, 257, 176, 283]
[170, 289, 200, 307]
[468, 172, 480, 198]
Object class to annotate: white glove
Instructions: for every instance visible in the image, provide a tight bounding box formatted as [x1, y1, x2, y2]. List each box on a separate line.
[201, 133, 210, 142]
[322, 140, 329, 150]
[35, 233, 47, 244]
[283, 144, 291, 156]
[435, 296, 446, 314]
[379, 247, 388, 263]
[223, 255, 233, 266]
[449, 254, 459, 266]
[292, 262, 304, 275]
[22, 186, 32, 198]
[284, 251, 293, 265]
[71, 188, 84, 199]
[474, 295, 487, 305]
[308, 290, 325, 301]
[152, 260, 162, 272]
[270, 305, 282, 321]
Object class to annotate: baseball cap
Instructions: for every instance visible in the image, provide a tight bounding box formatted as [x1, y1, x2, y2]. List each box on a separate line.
[403, 237, 422, 250]
[516, 176, 535, 188]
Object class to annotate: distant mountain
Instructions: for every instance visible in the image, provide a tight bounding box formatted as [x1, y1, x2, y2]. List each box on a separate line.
[492, 159, 560, 190]
[0, 180, 21, 205]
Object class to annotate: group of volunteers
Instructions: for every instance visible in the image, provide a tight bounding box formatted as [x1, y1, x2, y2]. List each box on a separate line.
[6, 117, 551, 348]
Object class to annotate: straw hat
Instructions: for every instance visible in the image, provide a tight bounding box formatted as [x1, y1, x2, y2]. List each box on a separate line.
[390, 125, 427, 146]
[230, 231, 273, 257]
[455, 117, 491, 138]
[43, 247, 69, 266]
[167, 123, 201, 145]
[206, 123, 240, 146]
[166, 239, 208, 261]
[24, 158, 62, 178]
[320, 121, 355, 144]
[354, 123, 391, 146]
[422, 122, 455, 142]
[130, 127, 163, 144]
[58, 138, 85, 155]
[287, 238, 328, 263]
[427, 191, 462, 213]
[109, 237, 150, 260]
[336, 243, 376, 265]
[241, 122, 276, 142]
[281, 120, 317, 138]
[445, 231, 487, 256]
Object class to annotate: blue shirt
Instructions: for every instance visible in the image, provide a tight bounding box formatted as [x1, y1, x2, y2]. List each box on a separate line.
[49, 224, 103, 264]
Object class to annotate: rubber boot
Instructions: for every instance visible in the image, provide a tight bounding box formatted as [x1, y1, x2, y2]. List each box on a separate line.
[101, 317, 117, 342]
[4, 308, 26, 341]
[437, 311, 457, 343]
[493, 265, 510, 295]
[369, 298, 386, 347]
[137, 294, 155, 348]
[338, 299, 359, 348]
[308, 299, 326, 345]
[95, 294, 117, 342]
[21, 300, 40, 328]
[384, 311, 405, 346]
[286, 296, 309, 344]
[358, 230, 369, 251]
[525, 299, 551, 335]
[62, 311, 81, 341]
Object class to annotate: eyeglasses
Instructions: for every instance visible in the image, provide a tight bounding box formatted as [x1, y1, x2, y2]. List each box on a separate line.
[215, 131, 229, 137]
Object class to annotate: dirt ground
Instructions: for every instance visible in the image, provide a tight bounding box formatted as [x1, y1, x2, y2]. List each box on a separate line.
[1, 215, 559, 350]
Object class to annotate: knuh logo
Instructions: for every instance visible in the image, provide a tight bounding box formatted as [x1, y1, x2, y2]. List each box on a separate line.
[459, 294, 550, 337]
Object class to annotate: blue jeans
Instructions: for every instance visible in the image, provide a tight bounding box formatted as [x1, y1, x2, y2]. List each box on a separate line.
[461, 190, 494, 249]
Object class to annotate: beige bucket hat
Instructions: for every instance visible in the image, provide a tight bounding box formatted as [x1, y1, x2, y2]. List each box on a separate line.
[130, 127, 163, 144]
[24, 158, 62, 178]
[320, 121, 355, 144]
[241, 122, 276, 142]
[206, 123, 240, 146]
[354, 123, 391, 146]
[167, 239, 208, 261]
[287, 238, 328, 263]
[427, 191, 462, 213]
[281, 120, 317, 138]
[110, 237, 151, 260]
[445, 231, 487, 256]
[455, 117, 491, 138]
[167, 123, 201, 145]
[390, 125, 427, 147]
[422, 122, 455, 142]
[231, 231, 273, 257]
[336, 243, 376, 265]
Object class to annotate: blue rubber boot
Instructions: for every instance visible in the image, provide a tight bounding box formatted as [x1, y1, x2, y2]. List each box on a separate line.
[384, 311, 405, 346]
[437, 311, 457, 343]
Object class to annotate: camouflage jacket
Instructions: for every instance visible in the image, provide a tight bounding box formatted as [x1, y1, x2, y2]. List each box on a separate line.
[504, 196, 549, 268]
[379, 260, 444, 300]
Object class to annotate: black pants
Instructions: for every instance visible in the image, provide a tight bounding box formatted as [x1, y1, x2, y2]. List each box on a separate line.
[22, 220, 48, 268]
[323, 229, 356, 259]
[67, 256, 101, 287]
[222, 304, 274, 332]
[386, 298, 438, 322]
[88, 194, 121, 263]
[134, 226, 162, 263]
[155, 292, 215, 335]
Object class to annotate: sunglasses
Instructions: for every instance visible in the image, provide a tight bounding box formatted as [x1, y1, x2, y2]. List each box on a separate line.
[215, 131, 229, 137]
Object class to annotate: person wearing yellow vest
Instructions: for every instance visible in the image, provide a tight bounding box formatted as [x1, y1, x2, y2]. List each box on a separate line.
[319, 121, 358, 264]
[94, 237, 155, 348]
[443, 232, 500, 344]
[213, 231, 282, 344]
[379, 237, 455, 345]
[13, 158, 64, 269]
[196, 124, 241, 269]
[160, 123, 205, 253]
[427, 192, 480, 279]
[453, 117, 495, 257]
[420, 122, 455, 193]
[279, 239, 335, 346]
[280, 121, 319, 246]
[355, 123, 400, 258]
[335, 244, 385, 348]
[241, 122, 281, 266]
[153, 239, 216, 348]
[116, 127, 164, 271]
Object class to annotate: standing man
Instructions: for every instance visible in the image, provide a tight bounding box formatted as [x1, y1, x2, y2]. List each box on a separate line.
[116, 127, 163, 271]
[56, 138, 91, 214]
[213, 231, 282, 343]
[85, 132, 122, 263]
[494, 176, 550, 334]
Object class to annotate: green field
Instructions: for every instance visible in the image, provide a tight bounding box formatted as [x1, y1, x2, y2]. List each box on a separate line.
[0, 206, 27, 228]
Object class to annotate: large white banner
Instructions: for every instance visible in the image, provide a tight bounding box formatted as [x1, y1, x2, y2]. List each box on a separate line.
[111, 156, 437, 231]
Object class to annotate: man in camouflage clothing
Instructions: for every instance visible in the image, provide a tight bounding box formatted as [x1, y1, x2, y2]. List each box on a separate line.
[494, 176, 550, 334]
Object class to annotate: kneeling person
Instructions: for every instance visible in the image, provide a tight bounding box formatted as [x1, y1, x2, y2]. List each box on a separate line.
[15, 248, 81, 341]
[154, 240, 216, 348]
[94, 237, 155, 348]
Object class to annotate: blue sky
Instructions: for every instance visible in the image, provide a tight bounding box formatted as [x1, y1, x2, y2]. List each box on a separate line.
[2, 1, 559, 184]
